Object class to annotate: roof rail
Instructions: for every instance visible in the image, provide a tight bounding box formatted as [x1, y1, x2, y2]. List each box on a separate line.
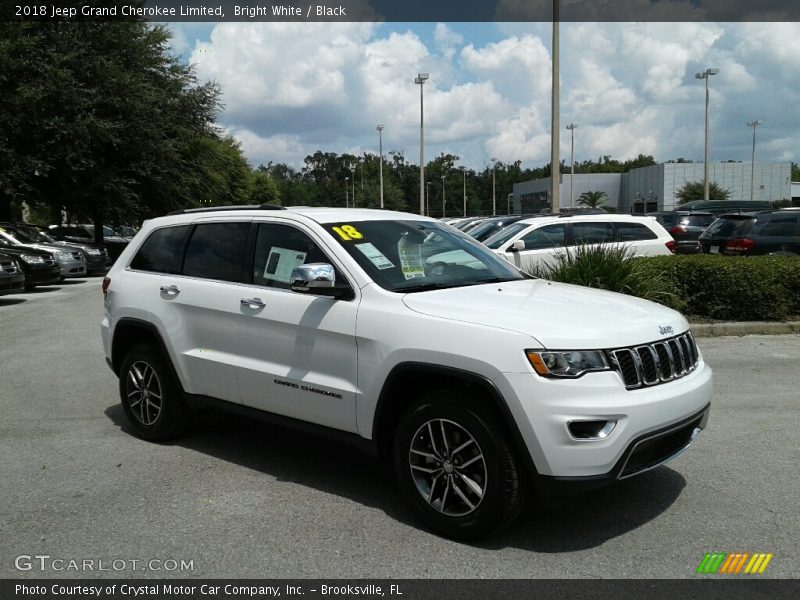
[167, 204, 286, 216]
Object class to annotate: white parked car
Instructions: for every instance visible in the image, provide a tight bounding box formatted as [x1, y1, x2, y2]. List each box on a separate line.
[483, 214, 675, 272]
[101, 206, 711, 539]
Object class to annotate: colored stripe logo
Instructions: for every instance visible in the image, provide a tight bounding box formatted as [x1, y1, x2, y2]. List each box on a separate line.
[696, 552, 773, 574]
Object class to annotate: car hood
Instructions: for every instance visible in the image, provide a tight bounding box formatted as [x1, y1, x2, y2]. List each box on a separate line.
[0, 244, 52, 257]
[25, 242, 84, 255]
[401, 279, 689, 349]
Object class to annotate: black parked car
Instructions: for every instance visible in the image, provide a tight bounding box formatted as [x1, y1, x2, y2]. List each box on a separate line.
[48, 224, 129, 262]
[0, 252, 26, 295]
[0, 242, 61, 289]
[648, 211, 715, 254]
[699, 210, 800, 256]
[1, 222, 108, 274]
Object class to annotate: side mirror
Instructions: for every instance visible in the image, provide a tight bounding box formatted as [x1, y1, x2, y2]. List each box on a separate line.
[290, 263, 352, 299]
[509, 240, 526, 252]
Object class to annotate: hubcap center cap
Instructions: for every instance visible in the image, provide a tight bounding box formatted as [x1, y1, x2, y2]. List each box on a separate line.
[443, 460, 454, 474]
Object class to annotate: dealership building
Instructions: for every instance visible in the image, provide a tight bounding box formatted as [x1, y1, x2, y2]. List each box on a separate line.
[511, 162, 792, 213]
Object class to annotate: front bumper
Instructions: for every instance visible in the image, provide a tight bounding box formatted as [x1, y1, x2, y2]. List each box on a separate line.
[84, 253, 108, 273]
[495, 359, 713, 479]
[56, 256, 87, 277]
[23, 265, 62, 286]
[0, 273, 26, 295]
[535, 403, 710, 499]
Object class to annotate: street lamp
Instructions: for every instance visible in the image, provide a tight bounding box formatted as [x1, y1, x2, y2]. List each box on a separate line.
[550, 0, 561, 214]
[441, 174, 446, 218]
[461, 166, 466, 217]
[344, 176, 349, 208]
[566, 123, 578, 207]
[376, 124, 385, 208]
[426, 181, 431, 216]
[491, 157, 497, 216]
[415, 73, 429, 215]
[350, 164, 356, 207]
[747, 120, 762, 201]
[695, 67, 719, 201]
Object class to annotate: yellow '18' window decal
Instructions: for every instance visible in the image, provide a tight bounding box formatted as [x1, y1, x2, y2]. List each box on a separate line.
[332, 225, 364, 241]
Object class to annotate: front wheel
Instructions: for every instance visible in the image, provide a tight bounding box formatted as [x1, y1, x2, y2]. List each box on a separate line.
[393, 391, 528, 540]
[118, 343, 189, 441]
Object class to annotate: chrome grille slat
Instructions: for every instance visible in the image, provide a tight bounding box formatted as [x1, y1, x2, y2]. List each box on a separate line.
[607, 332, 700, 390]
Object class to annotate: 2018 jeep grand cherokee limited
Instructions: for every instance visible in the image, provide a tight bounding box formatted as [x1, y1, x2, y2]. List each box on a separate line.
[101, 205, 712, 539]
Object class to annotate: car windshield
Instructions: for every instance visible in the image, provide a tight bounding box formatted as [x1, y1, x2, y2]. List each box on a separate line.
[0, 229, 27, 244]
[324, 220, 525, 293]
[483, 221, 531, 249]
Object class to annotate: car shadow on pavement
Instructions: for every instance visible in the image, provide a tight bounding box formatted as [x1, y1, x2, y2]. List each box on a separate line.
[23, 286, 61, 293]
[104, 403, 687, 550]
[0, 297, 26, 306]
[60, 279, 88, 285]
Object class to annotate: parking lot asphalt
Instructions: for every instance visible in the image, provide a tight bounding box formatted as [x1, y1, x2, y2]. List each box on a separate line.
[1, 279, 799, 579]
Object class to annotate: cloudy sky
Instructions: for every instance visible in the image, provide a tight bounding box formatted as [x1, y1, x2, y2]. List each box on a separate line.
[168, 21, 799, 172]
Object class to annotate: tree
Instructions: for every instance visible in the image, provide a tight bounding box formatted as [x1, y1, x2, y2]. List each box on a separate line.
[676, 181, 731, 204]
[250, 168, 280, 205]
[578, 191, 608, 208]
[0, 14, 229, 241]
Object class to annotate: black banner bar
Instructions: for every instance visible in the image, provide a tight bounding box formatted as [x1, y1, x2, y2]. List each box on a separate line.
[3, 579, 800, 600]
[3, 0, 800, 23]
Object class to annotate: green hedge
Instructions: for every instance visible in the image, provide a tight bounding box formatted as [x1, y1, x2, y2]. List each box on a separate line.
[635, 255, 800, 321]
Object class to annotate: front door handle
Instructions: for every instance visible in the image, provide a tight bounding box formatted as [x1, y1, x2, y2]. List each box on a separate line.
[241, 297, 266, 309]
[159, 285, 180, 295]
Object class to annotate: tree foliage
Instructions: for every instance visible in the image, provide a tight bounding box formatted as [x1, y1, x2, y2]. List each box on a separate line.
[578, 190, 608, 208]
[676, 181, 731, 204]
[0, 17, 251, 241]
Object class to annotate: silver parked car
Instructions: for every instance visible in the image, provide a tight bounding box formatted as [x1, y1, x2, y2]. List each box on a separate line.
[0, 227, 86, 280]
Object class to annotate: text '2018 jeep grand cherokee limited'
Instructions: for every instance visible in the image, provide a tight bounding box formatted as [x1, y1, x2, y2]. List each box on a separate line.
[101, 206, 712, 539]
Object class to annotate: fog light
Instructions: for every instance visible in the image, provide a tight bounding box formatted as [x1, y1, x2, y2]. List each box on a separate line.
[568, 420, 617, 440]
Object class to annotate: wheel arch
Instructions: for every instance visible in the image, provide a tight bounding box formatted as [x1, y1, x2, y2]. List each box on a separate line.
[372, 362, 539, 479]
[111, 318, 183, 393]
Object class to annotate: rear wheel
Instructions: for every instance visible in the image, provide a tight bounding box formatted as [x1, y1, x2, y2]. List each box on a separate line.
[118, 343, 189, 441]
[393, 391, 528, 540]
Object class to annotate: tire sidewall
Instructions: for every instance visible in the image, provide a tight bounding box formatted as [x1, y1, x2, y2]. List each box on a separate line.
[118, 343, 183, 441]
[393, 393, 520, 540]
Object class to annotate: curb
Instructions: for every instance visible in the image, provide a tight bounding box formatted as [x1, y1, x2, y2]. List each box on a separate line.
[689, 321, 800, 337]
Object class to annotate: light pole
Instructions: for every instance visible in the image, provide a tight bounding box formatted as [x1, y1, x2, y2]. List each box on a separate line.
[566, 123, 578, 207]
[350, 164, 356, 207]
[376, 124, 385, 208]
[461, 166, 466, 217]
[441, 175, 446, 218]
[491, 157, 497, 215]
[695, 67, 719, 201]
[415, 73, 429, 215]
[344, 176, 349, 208]
[426, 181, 431, 216]
[550, 0, 561, 214]
[747, 120, 762, 201]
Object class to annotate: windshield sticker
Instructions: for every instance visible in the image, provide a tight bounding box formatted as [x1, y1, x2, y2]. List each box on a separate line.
[263, 247, 306, 284]
[332, 224, 364, 241]
[354, 242, 394, 270]
[398, 236, 425, 280]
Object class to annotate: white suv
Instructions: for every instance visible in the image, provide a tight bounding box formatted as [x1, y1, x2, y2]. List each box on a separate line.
[483, 214, 675, 271]
[101, 206, 712, 539]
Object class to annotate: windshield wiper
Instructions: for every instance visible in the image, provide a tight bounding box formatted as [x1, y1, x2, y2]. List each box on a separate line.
[395, 282, 460, 293]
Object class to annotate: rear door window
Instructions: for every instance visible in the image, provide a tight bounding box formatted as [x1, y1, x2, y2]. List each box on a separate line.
[130, 225, 190, 273]
[752, 215, 799, 238]
[182, 222, 250, 282]
[613, 222, 658, 241]
[572, 221, 615, 245]
[703, 217, 754, 238]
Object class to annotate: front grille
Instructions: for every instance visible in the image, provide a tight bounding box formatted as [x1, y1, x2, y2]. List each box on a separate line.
[619, 414, 704, 478]
[1, 260, 16, 274]
[608, 332, 699, 390]
[72, 251, 83, 260]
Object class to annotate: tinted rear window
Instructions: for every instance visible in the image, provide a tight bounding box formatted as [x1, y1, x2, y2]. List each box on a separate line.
[751, 214, 799, 238]
[130, 225, 190, 274]
[681, 215, 715, 227]
[703, 217, 754, 238]
[182, 222, 249, 282]
[613, 222, 658, 241]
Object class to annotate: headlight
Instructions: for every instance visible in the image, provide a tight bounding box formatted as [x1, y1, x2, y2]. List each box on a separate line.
[86, 248, 101, 255]
[56, 251, 72, 260]
[526, 350, 610, 378]
[21, 254, 45, 264]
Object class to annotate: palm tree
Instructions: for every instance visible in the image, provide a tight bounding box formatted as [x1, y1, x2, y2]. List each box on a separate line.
[676, 181, 730, 204]
[578, 190, 608, 208]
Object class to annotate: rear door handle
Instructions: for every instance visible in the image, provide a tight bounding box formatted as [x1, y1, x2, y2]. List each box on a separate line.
[241, 297, 266, 309]
[160, 285, 180, 295]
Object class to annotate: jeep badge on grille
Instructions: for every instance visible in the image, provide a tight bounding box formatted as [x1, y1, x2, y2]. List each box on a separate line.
[659, 325, 674, 335]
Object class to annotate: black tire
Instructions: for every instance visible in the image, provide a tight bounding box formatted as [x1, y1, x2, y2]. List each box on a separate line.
[118, 343, 189, 441]
[393, 391, 528, 540]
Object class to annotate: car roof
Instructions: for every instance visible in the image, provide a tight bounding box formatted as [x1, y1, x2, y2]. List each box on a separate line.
[515, 213, 657, 227]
